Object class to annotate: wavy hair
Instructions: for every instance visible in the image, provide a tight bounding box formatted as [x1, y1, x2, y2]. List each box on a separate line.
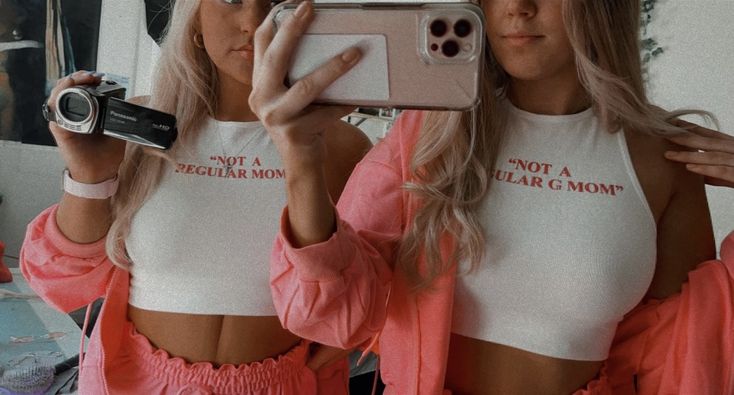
[398, 0, 715, 290]
[106, 0, 220, 268]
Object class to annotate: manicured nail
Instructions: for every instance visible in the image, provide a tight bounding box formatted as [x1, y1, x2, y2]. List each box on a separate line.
[294, 1, 310, 18]
[341, 47, 361, 64]
[664, 151, 675, 158]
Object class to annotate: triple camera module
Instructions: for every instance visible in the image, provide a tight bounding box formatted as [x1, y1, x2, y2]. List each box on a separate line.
[423, 13, 480, 64]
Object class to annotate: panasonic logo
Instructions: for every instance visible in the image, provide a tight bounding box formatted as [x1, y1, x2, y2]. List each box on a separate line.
[110, 110, 137, 122]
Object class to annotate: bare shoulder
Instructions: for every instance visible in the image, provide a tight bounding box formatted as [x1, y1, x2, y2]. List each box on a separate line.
[324, 119, 373, 168]
[127, 95, 151, 106]
[323, 120, 373, 200]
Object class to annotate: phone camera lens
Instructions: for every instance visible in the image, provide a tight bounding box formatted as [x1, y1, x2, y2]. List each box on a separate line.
[441, 40, 460, 58]
[454, 19, 472, 38]
[430, 19, 448, 37]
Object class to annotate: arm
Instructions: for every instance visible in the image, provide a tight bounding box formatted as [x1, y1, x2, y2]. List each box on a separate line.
[56, 93, 149, 244]
[251, 2, 401, 348]
[305, 116, 373, 368]
[645, 159, 716, 299]
[20, 205, 115, 313]
[271, 128, 403, 349]
[249, 1, 361, 248]
[20, 83, 148, 311]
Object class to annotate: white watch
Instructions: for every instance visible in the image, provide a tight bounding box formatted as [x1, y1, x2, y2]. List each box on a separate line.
[62, 169, 119, 199]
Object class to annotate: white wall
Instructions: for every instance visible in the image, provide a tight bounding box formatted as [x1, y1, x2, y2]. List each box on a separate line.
[0, 0, 155, 259]
[647, 0, 734, 246]
[1, 0, 733, 261]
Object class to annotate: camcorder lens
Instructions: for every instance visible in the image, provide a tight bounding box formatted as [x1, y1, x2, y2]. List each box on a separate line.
[442, 40, 460, 58]
[454, 19, 472, 38]
[430, 19, 448, 37]
[59, 93, 91, 122]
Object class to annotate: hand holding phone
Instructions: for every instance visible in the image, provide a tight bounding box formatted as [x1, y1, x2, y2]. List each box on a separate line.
[250, 1, 360, 166]
[250, 1, 366, 247]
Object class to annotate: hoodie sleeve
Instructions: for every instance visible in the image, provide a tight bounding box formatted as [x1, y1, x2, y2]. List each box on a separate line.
[20, 204, 115, 313]
[270, 112, 423, 349]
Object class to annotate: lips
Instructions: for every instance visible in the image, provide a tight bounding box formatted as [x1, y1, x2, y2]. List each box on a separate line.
[502, 33, 544, 45]
[233, 45, 254, 60]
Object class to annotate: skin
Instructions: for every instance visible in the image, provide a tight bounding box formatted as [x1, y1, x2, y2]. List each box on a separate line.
[0, 53, 14, 140]
[444, 1, 715, 394]
[665, 120, 734, 188]
[249, 0, 365, 249]
[49, 0, 371, 369]
[248, 0, 717, 393]
[0, 2, 21, 140]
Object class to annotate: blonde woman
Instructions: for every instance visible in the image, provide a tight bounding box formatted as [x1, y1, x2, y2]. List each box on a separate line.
[250, 0, 733, 394]
[20, 0, 370, 394]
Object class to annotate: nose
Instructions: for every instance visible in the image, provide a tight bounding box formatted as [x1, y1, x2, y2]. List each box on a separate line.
[506, 0, 537, 18]
[236, 1, 270, 35]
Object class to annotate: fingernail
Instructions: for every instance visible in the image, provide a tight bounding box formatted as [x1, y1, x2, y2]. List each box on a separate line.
[664, 151, 675, 158]
[341, 47, 360, 64]
[85, 70, 95, 76]
[294, 1, 310, 18]
[92, 72, 106, 78]
[686, 164, 699, 170]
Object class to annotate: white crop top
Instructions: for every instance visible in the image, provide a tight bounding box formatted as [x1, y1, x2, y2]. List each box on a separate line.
[127, 117, 285, 316]
[451, 99, 657, 361]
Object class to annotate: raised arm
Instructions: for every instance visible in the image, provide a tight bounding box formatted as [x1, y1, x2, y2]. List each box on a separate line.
[20, 71, 134, 312]
[249, 1, 362, 247]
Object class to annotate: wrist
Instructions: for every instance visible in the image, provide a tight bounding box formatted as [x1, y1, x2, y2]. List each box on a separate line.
[66, 168, 119, 184]
[276, 139, 325, 168]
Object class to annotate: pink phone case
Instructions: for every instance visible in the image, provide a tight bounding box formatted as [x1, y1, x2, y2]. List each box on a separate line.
[273, 2, 485, 110]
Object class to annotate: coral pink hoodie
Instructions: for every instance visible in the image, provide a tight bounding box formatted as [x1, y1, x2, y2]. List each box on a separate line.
[270, 111, 734, 394]
[21, 206, 124, 393]
[20, 205, 346, 395]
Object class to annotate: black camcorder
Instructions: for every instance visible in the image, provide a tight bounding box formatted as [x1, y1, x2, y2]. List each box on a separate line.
[42, 80, 178, 150]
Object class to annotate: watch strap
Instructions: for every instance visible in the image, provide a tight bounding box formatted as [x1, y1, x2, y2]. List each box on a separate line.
[62, 169, 119, 199]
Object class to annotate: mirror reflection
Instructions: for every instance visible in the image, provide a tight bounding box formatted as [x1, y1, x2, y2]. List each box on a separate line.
[1, 1, 732, 394]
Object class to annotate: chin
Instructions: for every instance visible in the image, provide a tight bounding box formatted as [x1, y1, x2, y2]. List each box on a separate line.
[501, 65, 551, 82]
[221, 68, 254, 86]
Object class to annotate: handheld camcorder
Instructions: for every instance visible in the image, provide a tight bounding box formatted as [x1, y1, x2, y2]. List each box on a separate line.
[42, 80, 178, 150]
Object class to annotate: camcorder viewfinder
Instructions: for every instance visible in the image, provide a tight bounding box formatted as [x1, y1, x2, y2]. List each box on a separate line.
[44, 80, 178, 150]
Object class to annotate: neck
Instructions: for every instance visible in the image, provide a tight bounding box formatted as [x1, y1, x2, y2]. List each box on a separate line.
[215, 73, 258, 122]
[507, 69, 590, 116]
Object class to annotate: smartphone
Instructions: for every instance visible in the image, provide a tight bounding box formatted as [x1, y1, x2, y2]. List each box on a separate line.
[273, 2, 485, 111]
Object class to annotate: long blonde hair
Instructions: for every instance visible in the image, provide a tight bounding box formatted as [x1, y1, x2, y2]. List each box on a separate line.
[399, 0, 714, 289]
[106, 0, 218, 268]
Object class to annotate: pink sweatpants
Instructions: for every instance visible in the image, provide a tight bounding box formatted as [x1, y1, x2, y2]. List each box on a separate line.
[83, 320, 348, 395]
[571, 363, 613, 395]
